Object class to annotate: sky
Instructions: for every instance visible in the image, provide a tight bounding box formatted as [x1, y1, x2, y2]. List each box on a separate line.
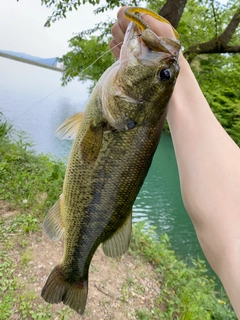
[0, 0, 119, 58]
[0, 0, 229, 59]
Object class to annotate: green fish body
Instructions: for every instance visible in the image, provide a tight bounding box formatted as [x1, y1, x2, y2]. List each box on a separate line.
[41, 16, 180, 315]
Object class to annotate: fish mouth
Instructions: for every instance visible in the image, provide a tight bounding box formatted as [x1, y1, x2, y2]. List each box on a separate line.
[120, 21, 181, 63]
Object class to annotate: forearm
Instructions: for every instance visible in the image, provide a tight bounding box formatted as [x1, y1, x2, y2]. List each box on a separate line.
[167, 57, 240, 317]
[110, 6, 240, 314]
[167, 57, 240, 234]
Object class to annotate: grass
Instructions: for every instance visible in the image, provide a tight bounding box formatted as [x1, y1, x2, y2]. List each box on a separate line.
[0, 113, 68, 319]
[0, 113, 237, 319]
[0, 114, 65, 215]
[130, 225, 236, 319]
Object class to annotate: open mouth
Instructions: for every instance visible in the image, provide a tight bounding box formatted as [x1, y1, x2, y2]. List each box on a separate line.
[123, 7, 181, 57]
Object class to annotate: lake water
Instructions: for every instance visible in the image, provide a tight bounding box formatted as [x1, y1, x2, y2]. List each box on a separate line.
[0, 57, 210, 267]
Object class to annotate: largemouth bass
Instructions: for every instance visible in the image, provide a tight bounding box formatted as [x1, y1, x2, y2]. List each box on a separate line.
[41, 7, 180, 315]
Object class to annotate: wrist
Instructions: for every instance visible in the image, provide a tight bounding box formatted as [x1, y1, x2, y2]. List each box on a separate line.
[167, 54, 209, 123]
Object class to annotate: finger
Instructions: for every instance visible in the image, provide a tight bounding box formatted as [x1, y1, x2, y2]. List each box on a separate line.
[119, 6, 176, 39]
[110, 6, 177, 60]
[109, 39, 121, 60]
[110, 22, 125, 59]
[111, 23, 125, 48]
[114, 6, 175, 41]
[142, 14, 176, 38]
[117, 6, 131, 33]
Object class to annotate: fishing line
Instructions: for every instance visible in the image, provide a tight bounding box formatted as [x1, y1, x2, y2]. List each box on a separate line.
[12, 41, 124, 122]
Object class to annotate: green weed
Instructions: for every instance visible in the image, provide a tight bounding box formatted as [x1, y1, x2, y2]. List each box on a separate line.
[0, 115, 66, 319]
[120, 281, 129, 302]
[18, 294, 52, 320]
[0, 258, 18, 318]
[0, 117, 65, 222]
[21, 248, 33, 267]
[0, 113, 12, 138]
[131, 223, 237, 319]
[135, 308, 153, 320]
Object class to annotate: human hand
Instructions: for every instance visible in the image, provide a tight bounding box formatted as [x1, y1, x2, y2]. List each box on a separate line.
[110, 6, 177, 60]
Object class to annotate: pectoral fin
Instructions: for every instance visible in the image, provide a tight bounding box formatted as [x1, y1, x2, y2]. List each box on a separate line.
[55, 112, 83, 140]
[43, 194, 64, 241]
[80, 124, 103, 163]
[102, 211, 132, 257]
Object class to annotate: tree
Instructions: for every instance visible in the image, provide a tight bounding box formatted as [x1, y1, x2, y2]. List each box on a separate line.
[18, 0, 240, 145]
[38, 0, 240, 77]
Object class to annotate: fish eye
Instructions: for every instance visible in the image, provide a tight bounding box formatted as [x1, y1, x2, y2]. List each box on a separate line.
[158, 69, 171, 81]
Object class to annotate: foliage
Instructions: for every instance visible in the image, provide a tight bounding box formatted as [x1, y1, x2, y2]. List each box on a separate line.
[0, 256, 17, 319]
[38, 0, 139, 27]
[172, 0, 240, 49]
[0, 112, 12, 138]
[0, 119, 70, 319]
[34, 0, 240, 146]
[193, 53, 240, 146]
[130, 222, 237, 319]
[0, 244, 55, 319]
[59, 33, 115, 86]
[0, 116, 65, 216]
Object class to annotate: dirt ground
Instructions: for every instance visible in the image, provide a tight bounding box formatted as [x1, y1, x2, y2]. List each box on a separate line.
[1, 200, 162, 319]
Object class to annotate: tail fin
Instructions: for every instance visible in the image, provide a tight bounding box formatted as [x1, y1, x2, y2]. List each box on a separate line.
[41, 265, 88, 315]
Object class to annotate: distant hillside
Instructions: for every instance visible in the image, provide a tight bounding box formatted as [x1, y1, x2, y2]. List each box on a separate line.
[0, 50, 57, 66]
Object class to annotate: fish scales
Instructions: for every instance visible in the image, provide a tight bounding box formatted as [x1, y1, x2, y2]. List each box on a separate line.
[41, 7, 180, 315]
[63, 121, 163, 277]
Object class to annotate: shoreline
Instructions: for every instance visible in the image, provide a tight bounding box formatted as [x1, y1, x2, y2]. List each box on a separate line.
[0, 52, 64, 72]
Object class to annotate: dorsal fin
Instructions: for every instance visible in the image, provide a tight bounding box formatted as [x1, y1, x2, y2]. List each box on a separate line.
[55, 112, 83, 140]
[102, 211, 132, 257]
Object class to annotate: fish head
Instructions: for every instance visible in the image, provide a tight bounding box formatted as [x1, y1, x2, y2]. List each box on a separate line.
[100, 21, 180, 130]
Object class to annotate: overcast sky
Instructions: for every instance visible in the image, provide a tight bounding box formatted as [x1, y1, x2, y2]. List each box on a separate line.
[0, 0, 229, 59]
[0, 0, 119, 58]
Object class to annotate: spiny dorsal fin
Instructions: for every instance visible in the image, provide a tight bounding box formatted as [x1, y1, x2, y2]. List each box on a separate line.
[80, 124, 103, 163]
[102, 211, 132, 257]
[43, 194, 64, 241]
[55, 112, 83, 140]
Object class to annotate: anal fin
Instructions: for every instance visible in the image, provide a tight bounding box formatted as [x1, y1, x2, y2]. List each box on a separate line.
[43, 194, 64, 241]
[102, 210, 132, 257]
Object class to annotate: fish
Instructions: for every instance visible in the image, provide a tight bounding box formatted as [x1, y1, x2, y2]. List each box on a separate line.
[41, 7, 180, 315]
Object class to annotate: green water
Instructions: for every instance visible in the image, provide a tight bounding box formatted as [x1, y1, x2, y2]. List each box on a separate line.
[133, 132, 221, 286]
[134, 132, 204, 261]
